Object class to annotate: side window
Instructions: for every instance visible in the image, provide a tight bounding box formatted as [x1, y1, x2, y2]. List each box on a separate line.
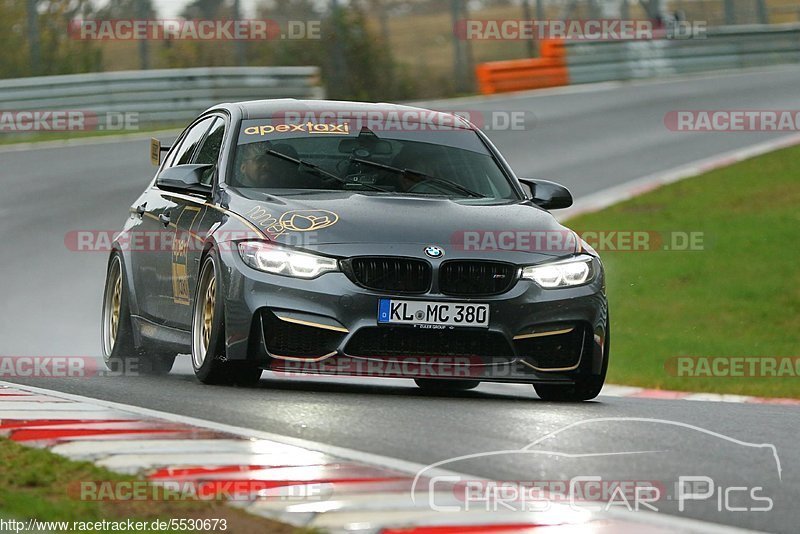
[160, 134, 185, 170]
[194, 118, 225, 185]
[172, 117, 215, 167]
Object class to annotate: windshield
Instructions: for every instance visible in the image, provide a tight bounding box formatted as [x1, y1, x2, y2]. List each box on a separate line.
[231, 118, 518, 200]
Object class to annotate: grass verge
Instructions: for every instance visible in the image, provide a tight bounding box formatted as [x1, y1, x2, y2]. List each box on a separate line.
[0, 437, 297, 534]
[565, 144, 800, 398]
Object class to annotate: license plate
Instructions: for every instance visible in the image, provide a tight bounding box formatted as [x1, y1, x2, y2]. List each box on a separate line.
[378, 299, 489, 328]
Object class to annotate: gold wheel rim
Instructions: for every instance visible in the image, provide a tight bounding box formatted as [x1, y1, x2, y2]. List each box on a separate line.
[192, 260, 218, 370]
[110, 273, 122, 346]
[202, 276, 216, 351]
[103, 258, 123, 358]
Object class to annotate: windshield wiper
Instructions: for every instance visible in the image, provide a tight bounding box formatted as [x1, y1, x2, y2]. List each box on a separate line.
[265, 150, 389, 193]
[350, 157, 485, 198]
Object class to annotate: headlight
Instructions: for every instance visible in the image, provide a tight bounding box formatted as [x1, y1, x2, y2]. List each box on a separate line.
[521, 255, 595, 288]
[237, 241, 339, 279]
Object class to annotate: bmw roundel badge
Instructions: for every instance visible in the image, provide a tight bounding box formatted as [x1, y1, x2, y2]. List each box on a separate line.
[424, 245, 444, 258]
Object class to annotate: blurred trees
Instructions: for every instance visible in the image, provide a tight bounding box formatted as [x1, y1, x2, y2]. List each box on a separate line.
[249, 1, 418, 100]
[0, 0, 29, 78]
[95, 0, 154, 18]
[0, 0, 453, 100]
[154, 0, 417, 100]
[1, 0, 102, 78]
[155, 0, 239, 68]
[1, 0, 444, 100]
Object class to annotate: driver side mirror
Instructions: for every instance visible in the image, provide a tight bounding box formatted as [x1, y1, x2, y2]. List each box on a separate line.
[156, 164, 214, 196]
[518, 178, 573, 210]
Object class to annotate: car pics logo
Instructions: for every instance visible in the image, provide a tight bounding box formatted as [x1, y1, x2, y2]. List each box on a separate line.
[243, 122, 350, 136]
[411, 417, 781, 514]
[245, 207, 339, 239]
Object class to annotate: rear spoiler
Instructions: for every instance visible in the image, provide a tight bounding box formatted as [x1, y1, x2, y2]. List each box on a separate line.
[150, 138, 171, 166]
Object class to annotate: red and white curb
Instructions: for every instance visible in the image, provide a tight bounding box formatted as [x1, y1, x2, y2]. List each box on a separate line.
[0, 380, 748, 534]
[601, 385, 800, 405]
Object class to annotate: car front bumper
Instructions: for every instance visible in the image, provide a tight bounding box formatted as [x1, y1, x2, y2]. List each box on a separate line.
[217, 245, 609, 385]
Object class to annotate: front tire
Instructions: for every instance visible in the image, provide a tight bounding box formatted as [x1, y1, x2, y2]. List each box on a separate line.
[101, 252, 175, 376]
[191, 250, 261, 386]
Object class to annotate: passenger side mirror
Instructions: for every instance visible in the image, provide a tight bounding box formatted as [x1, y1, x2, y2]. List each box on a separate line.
[156, 164, 214, 196]
[518, 178, 573, 210]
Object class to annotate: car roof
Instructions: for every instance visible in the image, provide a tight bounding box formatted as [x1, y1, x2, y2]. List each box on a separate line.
[205, 99, 476, 130]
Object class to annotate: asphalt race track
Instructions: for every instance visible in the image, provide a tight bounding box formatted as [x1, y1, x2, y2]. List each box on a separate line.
[2, 67, 799, 532]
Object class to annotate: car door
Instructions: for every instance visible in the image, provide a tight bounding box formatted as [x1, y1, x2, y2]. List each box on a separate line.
[155, 116, 225, 329]
[144, 116, 216, 325]
[126, 187, 166, 324]
[127, 128, 190, 323]
[166, 117, 227, 329]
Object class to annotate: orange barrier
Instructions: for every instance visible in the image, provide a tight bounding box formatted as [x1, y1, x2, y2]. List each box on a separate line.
[475, 40, 567, 94]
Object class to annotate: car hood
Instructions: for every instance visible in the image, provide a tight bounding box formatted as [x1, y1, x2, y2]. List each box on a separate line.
[225, 190, 577, 260]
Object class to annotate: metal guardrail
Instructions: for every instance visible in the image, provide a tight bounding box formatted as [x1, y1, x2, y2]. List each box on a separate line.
[565, 24, 800, 84]
[0, 66, 323, 125]
[474, 24, 800, 94]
